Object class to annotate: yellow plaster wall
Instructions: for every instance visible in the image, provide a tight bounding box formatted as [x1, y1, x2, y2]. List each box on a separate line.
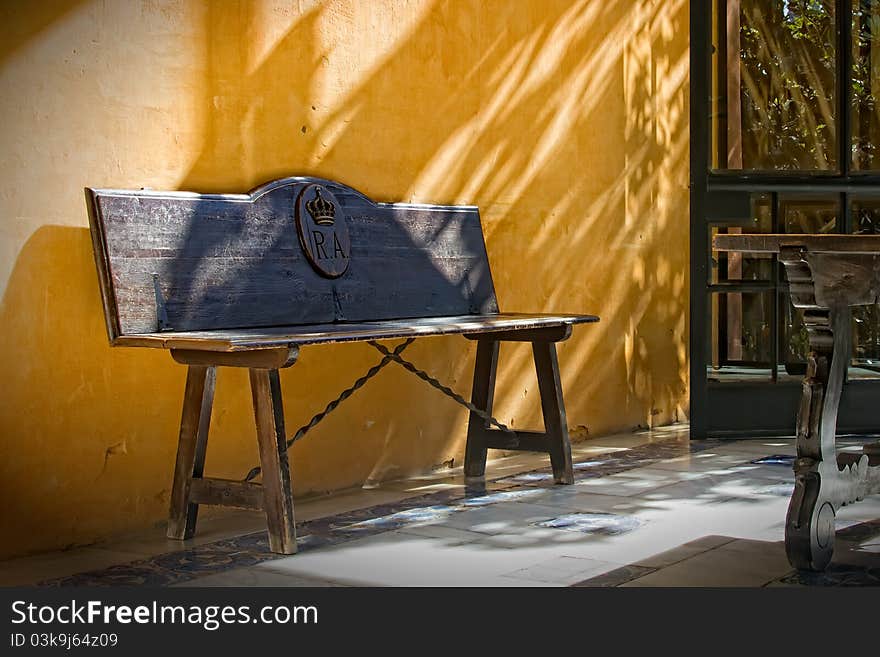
[0, 0, 690, 559]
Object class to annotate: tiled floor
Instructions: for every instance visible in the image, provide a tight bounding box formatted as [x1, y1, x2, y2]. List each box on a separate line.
[2, 424, 879, 587]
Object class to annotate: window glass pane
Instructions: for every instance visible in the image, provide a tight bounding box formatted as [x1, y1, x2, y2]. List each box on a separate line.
[781, 196, 839, 233]
[781, 296, 810, 375]
[710, 195, 775, 284]
[852, 1, 880, 170]
[850, 199, 880, 378]
[852, 305, 880, 377]
[852, 197, 880, 233]
[784, 295, 880, 379]
[709, 291, 774, 381]
[711, 0, 838, 172]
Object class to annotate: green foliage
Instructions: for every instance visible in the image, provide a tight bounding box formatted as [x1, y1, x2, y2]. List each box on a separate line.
[853, 0, 880, 167]
[736, 1, 880, 170]
[738, 0, 837, 170]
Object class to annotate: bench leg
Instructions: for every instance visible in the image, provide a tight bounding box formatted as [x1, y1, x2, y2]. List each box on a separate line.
[464, 339, 500, 479]
[532, 342, 574, 484]
[167, 365, 216, 540]
[249, 368, 298, 555]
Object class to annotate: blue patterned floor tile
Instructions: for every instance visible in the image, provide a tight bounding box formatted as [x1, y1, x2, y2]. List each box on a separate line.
[751, 455, 796, 466]
[535, 513, 644, 536]
[455, 488, 546, 507]
[340, 505, 461, 532]
[573, 459, 616, 470]
[500, 472, 555, 483]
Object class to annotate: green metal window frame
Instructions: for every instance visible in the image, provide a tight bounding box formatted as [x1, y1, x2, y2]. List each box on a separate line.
[690, 0, 880, 438]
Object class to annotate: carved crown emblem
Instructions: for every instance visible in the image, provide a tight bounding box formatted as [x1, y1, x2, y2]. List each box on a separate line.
[306, 187, 336, 226]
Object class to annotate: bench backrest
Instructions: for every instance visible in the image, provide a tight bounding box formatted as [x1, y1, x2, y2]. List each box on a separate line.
[86, 177, 499, 339]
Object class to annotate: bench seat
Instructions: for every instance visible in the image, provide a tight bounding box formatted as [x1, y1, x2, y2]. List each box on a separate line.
[115, 312, 599, 351]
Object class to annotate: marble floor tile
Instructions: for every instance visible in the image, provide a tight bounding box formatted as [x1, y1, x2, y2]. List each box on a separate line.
[500, 556, 621, 585]
[621, 543, 794, 587]
[681, 535, 738, 550]
[710, 440, 798, 456]
[571, 564, 656, 587]
[609, 466, 707, 483]
[745, 522, 788, 542]
[461, 529, 592, 550]
[690, 476, 796, 501]
[438, 501, 565, 535]
[631, 544, 713, 569]
[639, 476, 785, 507]
[507, 489, 650, 515]
[717, 537, 788, 557]
[758, 516, 869, 547]
[394, 524, 488, 544]
[835, 496, 880, 524]
[251, 532, 573, 586]
[846, 537, 880, 554]
[573, 474, 676, 497]
[820, 546, 880, 569]
[649, 451, 766, 472]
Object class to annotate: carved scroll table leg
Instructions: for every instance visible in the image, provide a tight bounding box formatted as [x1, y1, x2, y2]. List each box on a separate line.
[785, 307, 846, 571]
[781, 247, 880, 570]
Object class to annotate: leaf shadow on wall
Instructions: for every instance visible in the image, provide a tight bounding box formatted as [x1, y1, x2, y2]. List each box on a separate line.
[170, 0, 691, 480]
[0, 0, 691, 558]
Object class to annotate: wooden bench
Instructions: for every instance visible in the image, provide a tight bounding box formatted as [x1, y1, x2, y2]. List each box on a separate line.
[86, 176, 598, 554]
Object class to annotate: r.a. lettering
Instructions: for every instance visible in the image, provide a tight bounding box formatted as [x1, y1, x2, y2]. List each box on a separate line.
[311, 230, 348, 260]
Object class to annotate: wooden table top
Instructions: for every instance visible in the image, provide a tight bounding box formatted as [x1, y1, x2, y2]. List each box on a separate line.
[713, 233, 880, 254]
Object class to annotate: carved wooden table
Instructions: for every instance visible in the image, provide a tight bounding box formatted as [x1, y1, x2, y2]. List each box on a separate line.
[713, 234, 880, 570]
